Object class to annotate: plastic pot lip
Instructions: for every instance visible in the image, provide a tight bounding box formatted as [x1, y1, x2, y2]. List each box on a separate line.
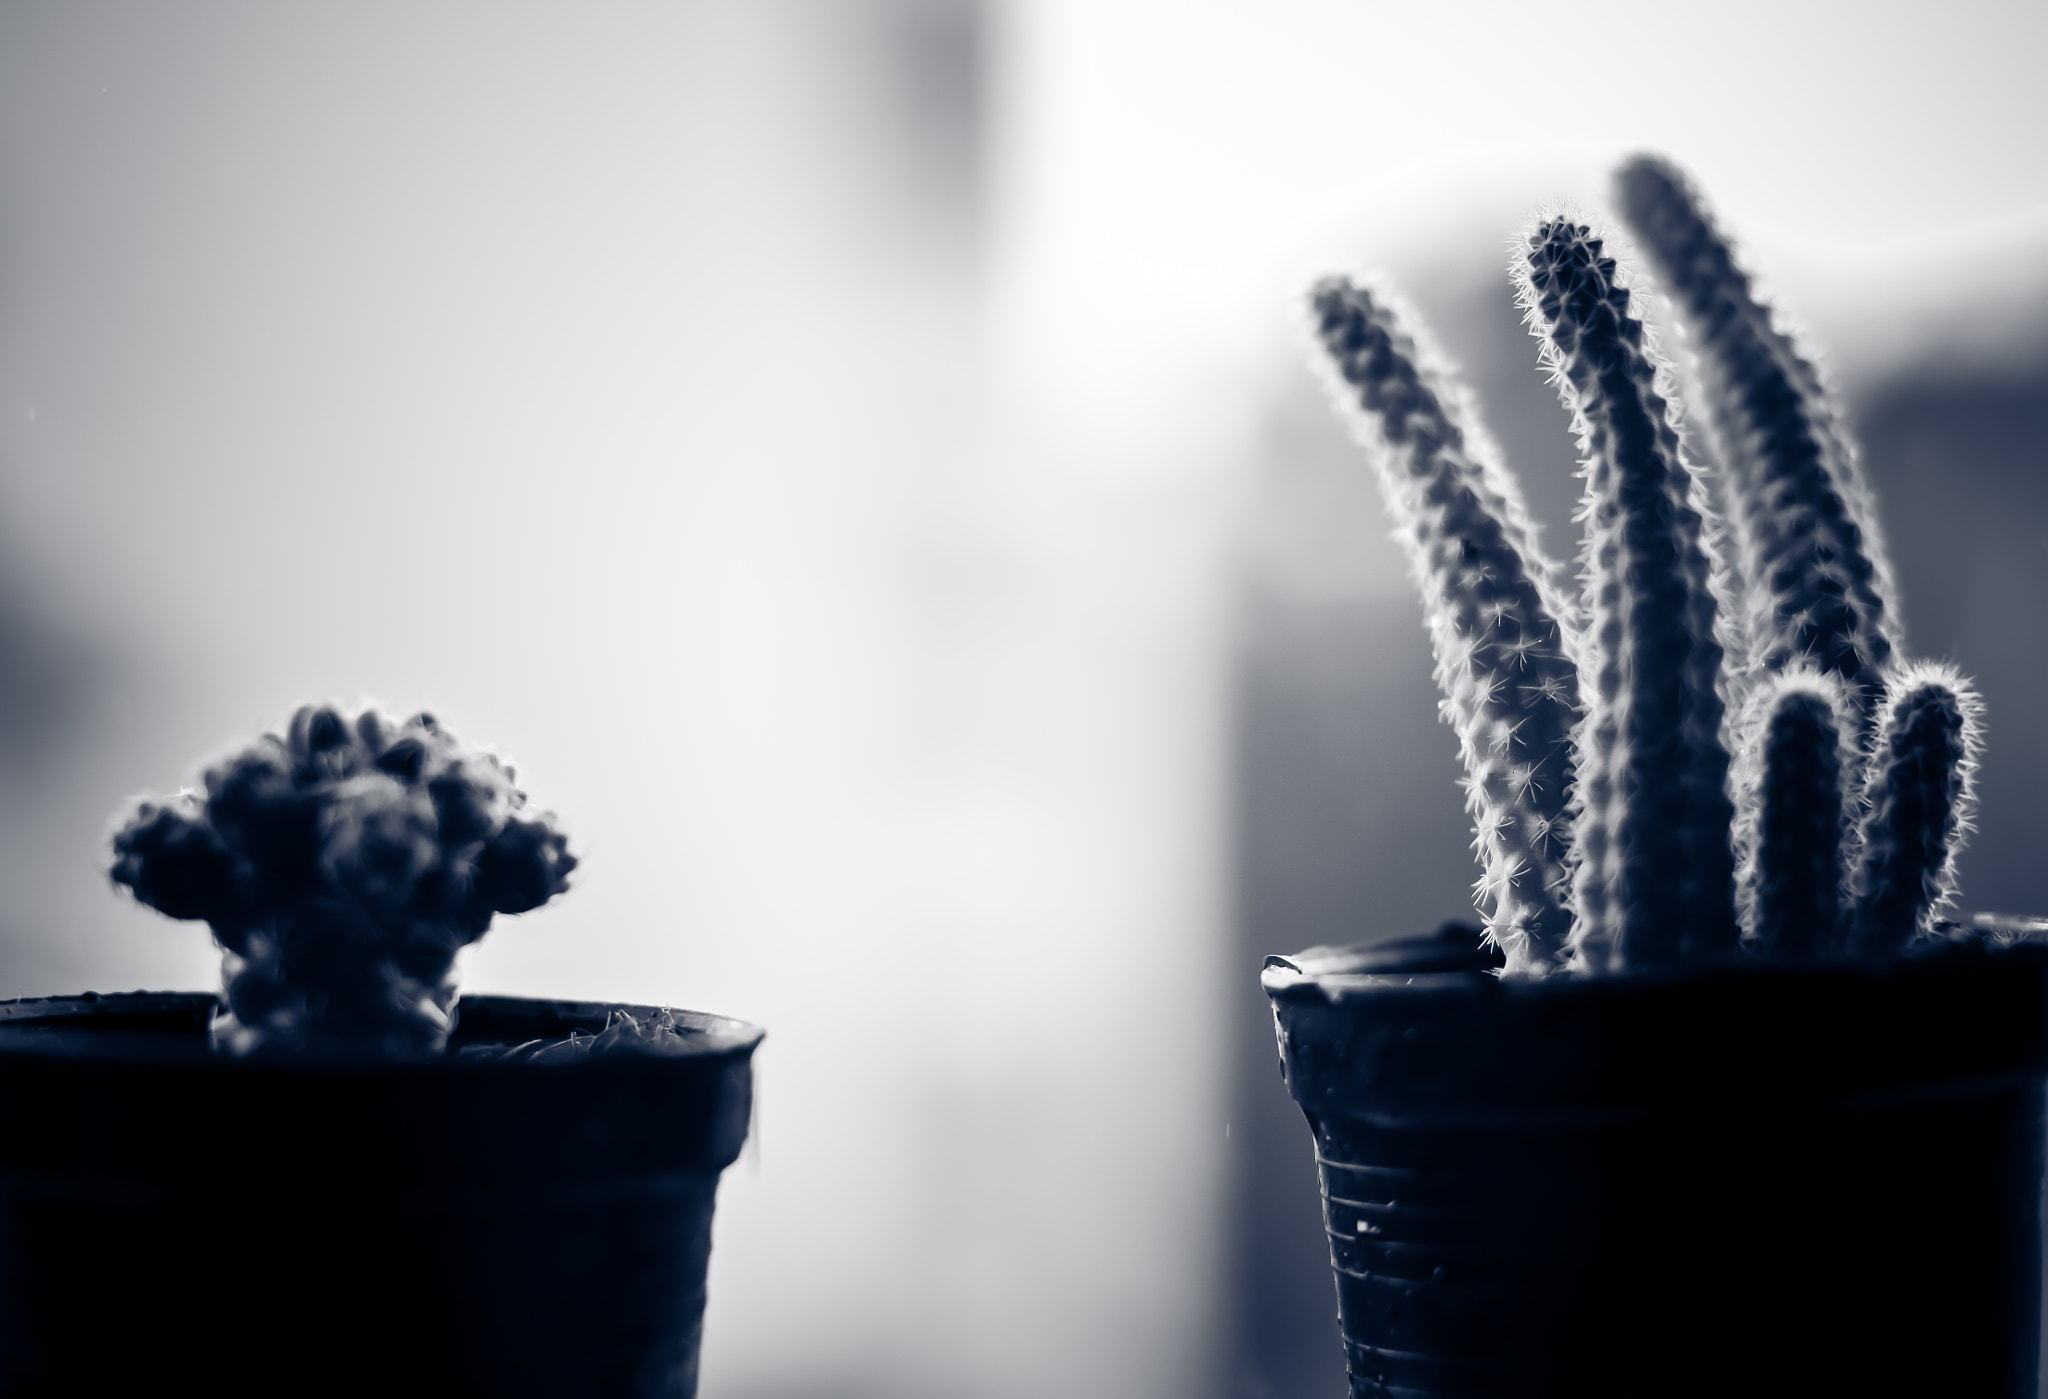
[1262, 934, 2048, 1009]
[0, 991, 765, 1075]
[1264, 931, 2048, 1115]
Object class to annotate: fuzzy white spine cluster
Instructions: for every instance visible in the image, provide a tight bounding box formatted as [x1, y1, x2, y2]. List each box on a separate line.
[1308, 277, 1581, 974]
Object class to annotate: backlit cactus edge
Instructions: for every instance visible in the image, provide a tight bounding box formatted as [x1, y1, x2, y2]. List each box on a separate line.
[1310, 155, 1983, 977]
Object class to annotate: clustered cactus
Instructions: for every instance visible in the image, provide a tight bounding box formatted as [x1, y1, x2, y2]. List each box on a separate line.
[109, 704, 576, 1055]
[1311, 155, 1982, 976]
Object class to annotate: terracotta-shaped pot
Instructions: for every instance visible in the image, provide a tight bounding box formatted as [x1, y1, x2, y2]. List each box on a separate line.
[0, 991, 762, 1398]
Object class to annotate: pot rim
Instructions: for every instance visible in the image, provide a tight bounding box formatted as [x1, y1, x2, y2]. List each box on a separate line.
[1264, 932, 2048, 1115]
[1262, 934, 2048, 1007]
[0, 990, 765, 1072]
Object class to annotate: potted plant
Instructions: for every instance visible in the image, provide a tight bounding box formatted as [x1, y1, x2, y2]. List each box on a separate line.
[1262, 156, 2046, 1396]
[0, 704, 762, 1398]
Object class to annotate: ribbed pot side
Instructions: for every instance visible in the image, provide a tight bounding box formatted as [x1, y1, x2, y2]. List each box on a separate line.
[0, 992, 762, 1399]
[1263, 941, 2048, 1399]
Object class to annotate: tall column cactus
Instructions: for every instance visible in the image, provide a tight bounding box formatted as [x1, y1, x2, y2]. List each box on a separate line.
[1614, 155, 1899, 726]
[1850, 664, 1984, 954]
[1309, 278, 1580, 974]
[1517, 217, 1738, 972]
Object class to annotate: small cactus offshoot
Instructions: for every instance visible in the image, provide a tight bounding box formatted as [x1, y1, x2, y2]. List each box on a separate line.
[1732, 670, 1856, 956]
[1850, 664, 1984, 956]
[110, 704, 576, 1056]
[1309, 159, 1988, 975]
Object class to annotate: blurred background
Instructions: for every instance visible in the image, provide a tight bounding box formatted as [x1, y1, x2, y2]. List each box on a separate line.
[1, 2, 2044, 1395]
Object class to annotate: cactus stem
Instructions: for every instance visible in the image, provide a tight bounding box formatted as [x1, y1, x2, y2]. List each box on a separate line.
[1517, 214, 1739, 972]
[1732, 669, 1856, 955]
[1309, 276, 1582, 974]
[1849, 663, 1984, 955]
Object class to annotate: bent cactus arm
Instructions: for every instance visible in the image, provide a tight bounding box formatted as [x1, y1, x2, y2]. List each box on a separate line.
[1518, 217, 1738, 972]
[1310, 277, 1580, 974]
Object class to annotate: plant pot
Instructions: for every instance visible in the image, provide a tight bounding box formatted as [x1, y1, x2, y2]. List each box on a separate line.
[0, 991, 763, 1398]
[1263, 925, 2048, 1398]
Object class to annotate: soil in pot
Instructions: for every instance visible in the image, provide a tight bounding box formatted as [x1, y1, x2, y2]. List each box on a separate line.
[0, 991, 762, 1399]
[1264, 925, 2048, 1399]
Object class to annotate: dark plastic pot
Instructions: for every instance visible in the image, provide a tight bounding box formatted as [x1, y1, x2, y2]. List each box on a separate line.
[1263, 925, 2048, 1398]
[0, 991, 763, 1398]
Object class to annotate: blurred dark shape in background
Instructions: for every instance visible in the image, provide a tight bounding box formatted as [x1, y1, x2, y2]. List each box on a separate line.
[814, 0, 987, 262]
[0, 582, 96, 776]
[0, 552, 103, 974]
[867, 0, 987, 225]
[1224, 262, 2048, 1397]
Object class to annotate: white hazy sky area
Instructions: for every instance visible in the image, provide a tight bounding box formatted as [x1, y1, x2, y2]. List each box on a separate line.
[0, 3, 2043, 1396]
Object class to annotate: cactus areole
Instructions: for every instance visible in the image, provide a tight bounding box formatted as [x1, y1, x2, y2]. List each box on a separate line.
[0, 705, 763, 1396]
[1273, 158, 2043, 1397]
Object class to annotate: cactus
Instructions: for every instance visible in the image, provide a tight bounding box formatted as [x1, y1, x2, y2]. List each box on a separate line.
[1849, 664, 1984, 955]
[1731, 669, 1856, 955]
[1515, 217, 1738, 972]
[1293, 158, 1994, 974]
[1308, 278, 1581, 974]
[1308, 170, 1993, 974]
[1614, 155, 1898, 727]
[110, 704, 576, 1056]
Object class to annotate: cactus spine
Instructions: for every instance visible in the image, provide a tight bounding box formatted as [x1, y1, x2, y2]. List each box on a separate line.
[1309, 278, 1580, 974]
[1614, 155, 1898, 725]
[1517, 218, 1738, 972]
[1850, 664, 1984, 954]
[1732, 669, 1856, 955]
